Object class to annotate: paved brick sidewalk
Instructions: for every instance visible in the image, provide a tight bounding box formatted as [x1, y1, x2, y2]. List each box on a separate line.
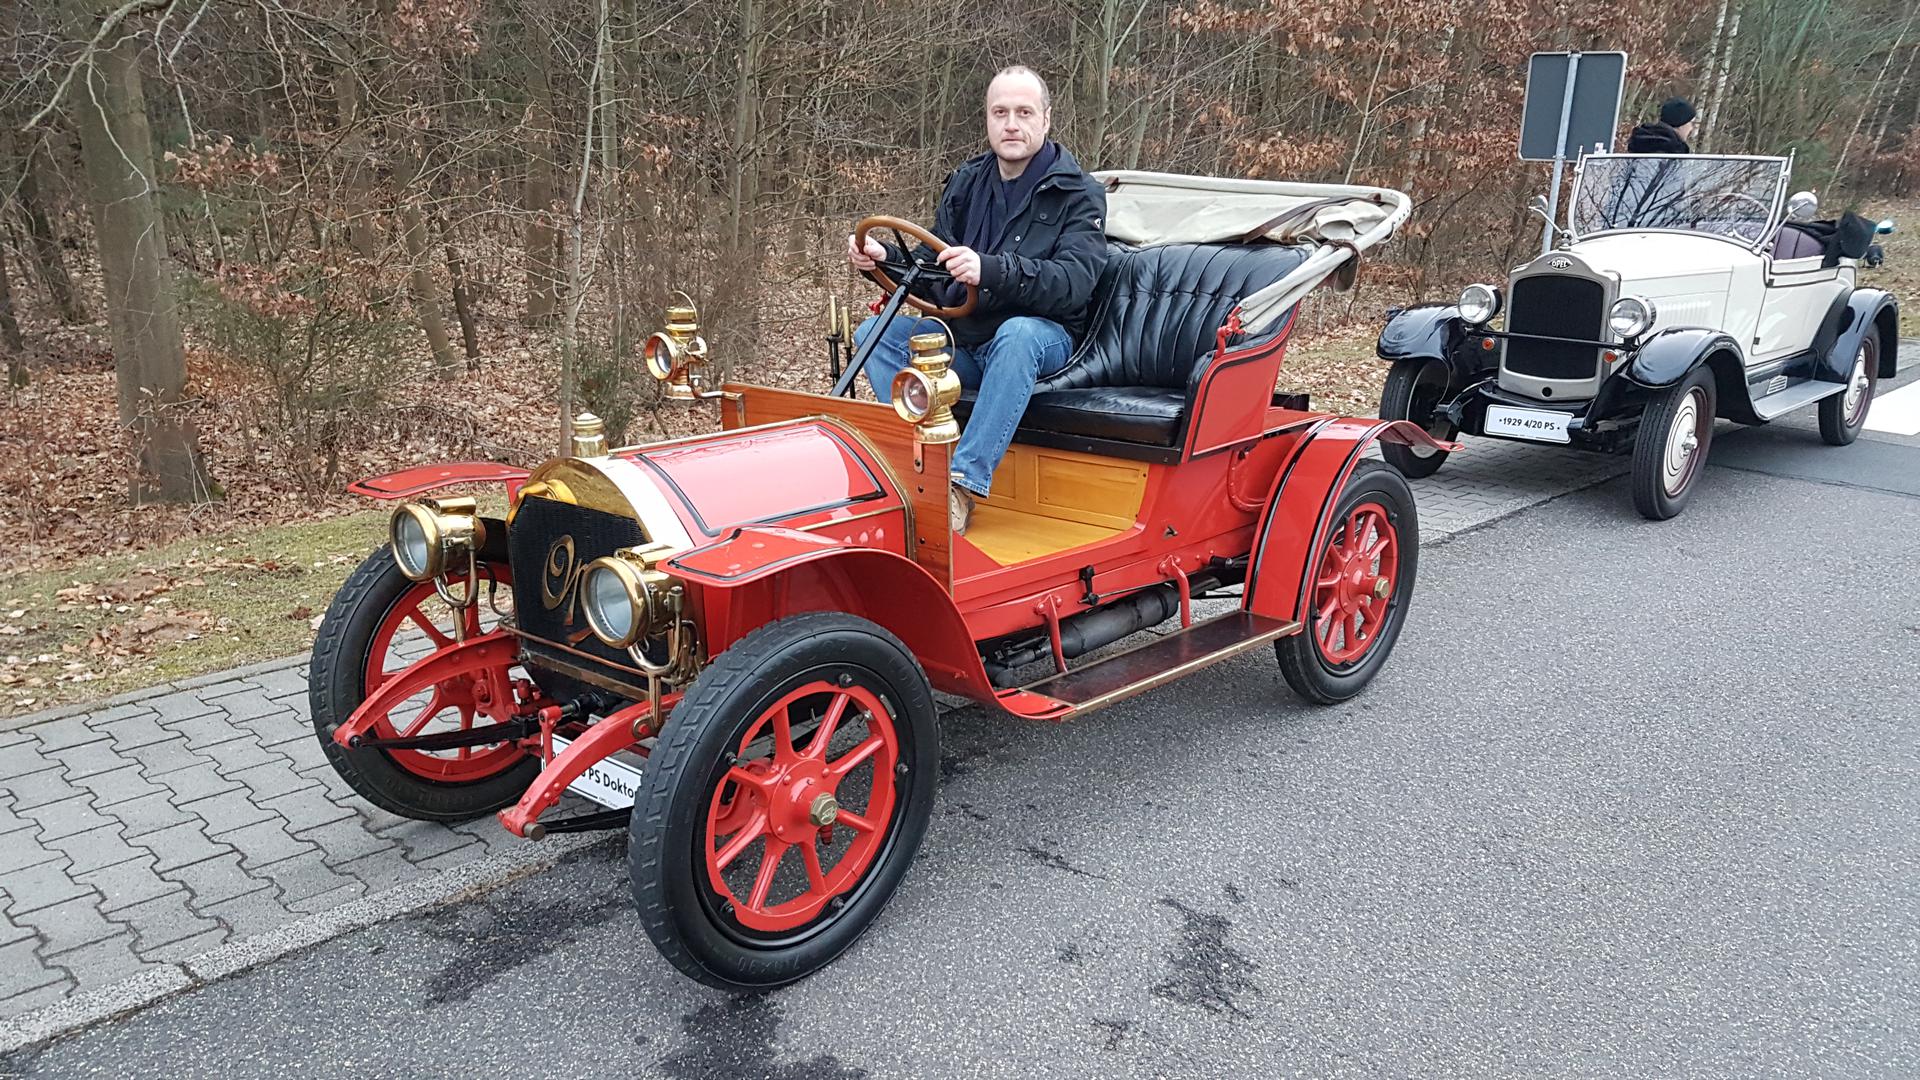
[0, 433, 1625, 1037]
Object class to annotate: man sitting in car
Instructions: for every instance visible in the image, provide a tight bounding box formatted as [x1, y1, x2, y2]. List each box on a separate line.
[847, 65, 1107, 535]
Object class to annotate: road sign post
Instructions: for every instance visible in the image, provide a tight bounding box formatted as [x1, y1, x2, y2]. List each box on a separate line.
[1520, 51, 1627, 254]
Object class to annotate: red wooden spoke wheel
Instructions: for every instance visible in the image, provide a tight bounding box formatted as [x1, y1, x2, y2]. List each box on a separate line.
[1310, 503, 1399, 666]
[704, 681, 899, 932]
[1276, 462, 1418, 705]
[310, 547, 542, 822]
[629, 612, 939, 991]
[360, 578, 526, 783]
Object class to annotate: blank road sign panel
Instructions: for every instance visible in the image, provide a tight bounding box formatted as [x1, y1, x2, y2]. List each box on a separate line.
[1520, 51, 1627, 161]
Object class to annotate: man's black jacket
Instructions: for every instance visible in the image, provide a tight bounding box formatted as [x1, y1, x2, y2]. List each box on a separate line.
[1626, 122, 1690, 154]
[889, 144, 1107, 347]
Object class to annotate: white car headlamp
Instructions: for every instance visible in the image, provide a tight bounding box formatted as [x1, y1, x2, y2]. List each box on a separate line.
[1457, 284, 1501, 325]
[1609, 296, 1657, 340]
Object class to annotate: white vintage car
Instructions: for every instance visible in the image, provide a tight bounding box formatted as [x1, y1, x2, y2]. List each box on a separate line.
[1376, 153, 1900, 519]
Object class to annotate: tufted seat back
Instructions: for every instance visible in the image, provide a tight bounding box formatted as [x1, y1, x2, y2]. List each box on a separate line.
[1038, 242, 1311, 393]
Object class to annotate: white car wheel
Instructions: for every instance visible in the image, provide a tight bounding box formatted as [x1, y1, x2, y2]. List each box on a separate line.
[1661, 387, 1708, 497]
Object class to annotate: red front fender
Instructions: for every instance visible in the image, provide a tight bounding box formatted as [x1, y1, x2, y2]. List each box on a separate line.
[1243, 418, 1443, 622]
[666, 528, 1000, 704]
[347, 461, 531, 500]
[331, 631, 521, 748]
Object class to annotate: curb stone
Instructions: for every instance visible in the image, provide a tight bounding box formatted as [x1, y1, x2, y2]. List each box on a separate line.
[0, 832, 602, 1055]
[0, 655, 310, 736]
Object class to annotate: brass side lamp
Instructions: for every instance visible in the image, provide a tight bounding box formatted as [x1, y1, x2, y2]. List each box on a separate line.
[891, 330, 962, 444]
[644, 297, 709, 401]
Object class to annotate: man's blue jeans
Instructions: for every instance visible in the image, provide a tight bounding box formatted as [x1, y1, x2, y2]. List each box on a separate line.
[855, 314, 1073, 497]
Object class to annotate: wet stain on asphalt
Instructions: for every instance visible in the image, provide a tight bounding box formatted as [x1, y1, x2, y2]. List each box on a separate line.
[1150, 897, 1261, 1019]
[954, 802, 990, 822]
[939, 747, 985, 779]
[417, 839, 628, 1006]
[1057, 941, 1083, 964]
[1092, 1017, 1133, 1051]
[1019, 842, 1105, 879]
[1223, 882, 1246, 904]
[658, 995, 867, 1080]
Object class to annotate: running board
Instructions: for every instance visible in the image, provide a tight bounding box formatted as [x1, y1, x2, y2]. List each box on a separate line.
[1019, 611, 1299, 720]
[1752, 379, 1843, 420]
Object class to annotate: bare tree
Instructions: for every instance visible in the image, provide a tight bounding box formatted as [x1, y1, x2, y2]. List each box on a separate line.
[72, 14, 210, 502]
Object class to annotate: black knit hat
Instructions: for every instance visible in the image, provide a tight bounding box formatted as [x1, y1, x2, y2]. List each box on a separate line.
[1659, 97, 1696, 128]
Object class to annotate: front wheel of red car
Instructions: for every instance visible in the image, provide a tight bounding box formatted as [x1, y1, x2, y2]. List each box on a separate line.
[629, 612, 940, 991]
[1276, 461, 1419, 704]
[309, 547, 537, 822]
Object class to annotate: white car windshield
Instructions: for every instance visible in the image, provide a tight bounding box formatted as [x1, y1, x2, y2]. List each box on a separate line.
[1570, 155, 1786, 244]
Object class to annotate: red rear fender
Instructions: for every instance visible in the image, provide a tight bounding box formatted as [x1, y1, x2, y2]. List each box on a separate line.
[1243, 418, 1434, 622]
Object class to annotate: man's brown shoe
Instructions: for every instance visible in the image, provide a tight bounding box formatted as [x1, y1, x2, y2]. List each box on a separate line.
[949, 483, 975, 535]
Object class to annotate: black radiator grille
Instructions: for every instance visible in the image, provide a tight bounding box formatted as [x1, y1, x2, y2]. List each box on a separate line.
[1504, 275, 1606, 381]
[507, 496, 647, 673]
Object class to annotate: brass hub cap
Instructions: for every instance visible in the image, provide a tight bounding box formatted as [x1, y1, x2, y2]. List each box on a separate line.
[808, 793, 840, 827]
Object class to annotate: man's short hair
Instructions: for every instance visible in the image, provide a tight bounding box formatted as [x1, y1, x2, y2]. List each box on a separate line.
[989, 65, 1051, 112]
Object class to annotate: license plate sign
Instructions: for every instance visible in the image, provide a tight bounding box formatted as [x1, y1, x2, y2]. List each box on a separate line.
[549, 734, 644, 809]
[1484, 404, 1572, 444]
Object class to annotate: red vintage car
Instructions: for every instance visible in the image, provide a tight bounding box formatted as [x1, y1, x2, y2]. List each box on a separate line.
[310, 172, 1450, 990]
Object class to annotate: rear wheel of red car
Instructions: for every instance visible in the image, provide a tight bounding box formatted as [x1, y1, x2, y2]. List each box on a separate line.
[1378, 358, 1457, 479]
[1277, 461, 1419, 704]
[630, 612, 939, 991]
[309, 547, 538, 821]
[1818, 334, 1879, 446]
[1631, 367, 1715, 521]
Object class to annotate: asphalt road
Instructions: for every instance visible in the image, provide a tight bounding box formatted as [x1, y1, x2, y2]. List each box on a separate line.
[7, 407, 1920, 1079]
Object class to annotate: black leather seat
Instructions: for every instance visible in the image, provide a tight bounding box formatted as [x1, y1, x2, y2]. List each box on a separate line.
[952, 241, 1310, 456]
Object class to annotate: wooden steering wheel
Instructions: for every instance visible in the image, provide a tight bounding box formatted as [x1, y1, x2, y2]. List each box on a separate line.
[854, 215, 979, 319]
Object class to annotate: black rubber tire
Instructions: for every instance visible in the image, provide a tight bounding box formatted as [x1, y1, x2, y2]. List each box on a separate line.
[1631, 367, 1716, 521]
[1377, 358, 1457, 479]
[309, 547, 538, 822]
[1277, 461, 1419, 704]
[1818, 333, 1880, 446]
[629, 612, 939, 991]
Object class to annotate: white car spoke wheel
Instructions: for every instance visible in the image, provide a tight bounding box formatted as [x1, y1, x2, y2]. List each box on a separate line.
[1631, 367, 1716, 521]
[1819, 333, 1880, 446]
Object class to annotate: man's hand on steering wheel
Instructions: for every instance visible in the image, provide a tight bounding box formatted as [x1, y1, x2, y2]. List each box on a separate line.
[851, 215, 979, 319]
[846, 232, 885, 272]
[937, 245, 983, 286]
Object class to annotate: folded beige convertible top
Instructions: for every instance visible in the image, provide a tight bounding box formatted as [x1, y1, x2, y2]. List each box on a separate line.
[1093, 171, 1412, 333]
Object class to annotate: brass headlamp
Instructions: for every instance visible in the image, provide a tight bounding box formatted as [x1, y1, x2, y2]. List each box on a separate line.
[389, 496, 484, 587]
[643, 297, 708, 401]
[891, 330, 962, 443]
[580, 542, 678, 649]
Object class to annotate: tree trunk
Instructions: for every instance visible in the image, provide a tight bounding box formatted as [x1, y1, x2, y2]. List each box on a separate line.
[442, 230, 481, 365]
[726, 0, 764, 253]
[0, 235, 24, 373]
[74, 31, 210, 503]
[1701, 3, 1742, 152]
[399, 199, 460, 379]
[5, 131, 88, 325]
[333, 65, 379, 261]
[523, 25, 560, 324]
